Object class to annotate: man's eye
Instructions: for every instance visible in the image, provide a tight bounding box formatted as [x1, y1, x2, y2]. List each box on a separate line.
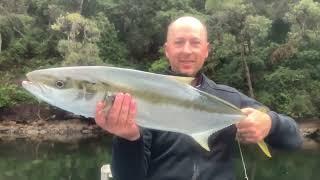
[174, 40, 184, 45]
[191, 41, 200, 45]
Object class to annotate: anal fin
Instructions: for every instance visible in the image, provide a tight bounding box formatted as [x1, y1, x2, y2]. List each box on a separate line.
[191, 130, 213, 151]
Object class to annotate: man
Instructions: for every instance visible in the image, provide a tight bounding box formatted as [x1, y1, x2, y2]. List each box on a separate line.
[95, 16, 302, 180]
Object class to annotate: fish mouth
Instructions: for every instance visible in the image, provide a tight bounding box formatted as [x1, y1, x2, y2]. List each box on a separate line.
[22, 70, 39, 90]
[22, 80, 38, 92]
[22, 71, 45, 90]
[22, 80, 33, 87]
[25, 71, 34, 82]
[22, 80, 46, 96]
[22, 80, 38, 97]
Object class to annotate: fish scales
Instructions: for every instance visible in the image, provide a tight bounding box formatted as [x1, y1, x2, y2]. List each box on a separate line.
[22, 66, 245, 151]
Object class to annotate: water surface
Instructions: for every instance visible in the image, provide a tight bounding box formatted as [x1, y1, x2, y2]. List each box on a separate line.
[0, 137, 319, 180]
[0, 137, 112, 180]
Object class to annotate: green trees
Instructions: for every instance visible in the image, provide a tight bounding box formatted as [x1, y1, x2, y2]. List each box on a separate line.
[0, 0, 319, 119]
[96, 13, 128, 66]
[51, 13, 103, 65]
[204, 0, 320, 118]
[97, 0, 202, 68]
[264, 0, 320, 117]
[205, 0, 271, 97]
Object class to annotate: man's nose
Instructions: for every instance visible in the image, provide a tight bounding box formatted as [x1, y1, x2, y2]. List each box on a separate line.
[182, 42, 192, 54]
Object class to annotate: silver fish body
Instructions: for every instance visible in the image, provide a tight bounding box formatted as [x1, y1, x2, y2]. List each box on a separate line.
[22, 66, 244, 150]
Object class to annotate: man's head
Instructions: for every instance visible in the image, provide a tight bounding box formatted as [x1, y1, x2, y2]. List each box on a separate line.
[165, 16, 209, 77]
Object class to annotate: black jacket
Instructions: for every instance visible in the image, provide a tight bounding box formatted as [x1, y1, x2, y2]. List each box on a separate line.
[111, 73, 302, 180]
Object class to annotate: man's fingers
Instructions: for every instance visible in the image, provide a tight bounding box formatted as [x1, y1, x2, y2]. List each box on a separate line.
[95, 101, 105, 116]
[95, 101, 106, 126]
[244, 137, 258, 143]
[107, 93, 124, 125]
[237, 131, 258, 143]
[237, 126, 256, 134]
[118, 93, 131, 126]
[237, 129, 262, 143]
[238, 137, 256, 144]
[236, 119, 255, 129]
[241, 107, 255, 115]
[127, 98, 137, 126]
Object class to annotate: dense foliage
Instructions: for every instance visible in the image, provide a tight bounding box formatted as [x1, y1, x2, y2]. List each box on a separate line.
[0, 0, 319, 119]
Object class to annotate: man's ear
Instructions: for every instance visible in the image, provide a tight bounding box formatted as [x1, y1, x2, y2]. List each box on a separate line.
[204, 42, 211, 59]
[164, 42, 169, 58]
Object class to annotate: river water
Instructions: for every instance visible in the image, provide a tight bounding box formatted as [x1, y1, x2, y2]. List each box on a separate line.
[0, 136, 319, 180]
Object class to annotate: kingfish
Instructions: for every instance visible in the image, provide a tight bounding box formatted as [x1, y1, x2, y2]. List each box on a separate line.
[22, 66, 271, 156]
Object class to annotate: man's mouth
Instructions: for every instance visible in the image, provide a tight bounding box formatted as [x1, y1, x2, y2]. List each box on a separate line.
[179, 60, 195, 64]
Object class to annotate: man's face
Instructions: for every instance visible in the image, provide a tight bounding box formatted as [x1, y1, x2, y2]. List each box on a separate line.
[165, 21, 209, 77]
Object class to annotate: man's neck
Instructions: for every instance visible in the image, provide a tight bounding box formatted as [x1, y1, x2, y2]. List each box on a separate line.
[165, 68, 203, 87]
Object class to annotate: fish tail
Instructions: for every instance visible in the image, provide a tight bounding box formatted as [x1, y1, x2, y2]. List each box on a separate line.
[256, 107, 272, 158]
[257, 140, 272, 158]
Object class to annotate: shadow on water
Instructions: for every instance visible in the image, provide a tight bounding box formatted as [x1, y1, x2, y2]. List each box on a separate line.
[0, 137, 319, 180]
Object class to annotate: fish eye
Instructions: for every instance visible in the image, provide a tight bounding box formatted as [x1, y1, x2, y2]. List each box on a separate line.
[55, 80, 65, 89]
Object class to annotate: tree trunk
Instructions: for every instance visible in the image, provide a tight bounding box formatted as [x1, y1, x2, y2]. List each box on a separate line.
[79, 0, 84, 14]
[241, 43, 254, 98]
[247, 39, 252, 55]
[0, 33, 2, 53]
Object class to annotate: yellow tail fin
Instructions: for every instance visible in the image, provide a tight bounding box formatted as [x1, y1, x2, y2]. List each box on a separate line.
[257, 107, 272, 158]
[257, 140, 272, 158]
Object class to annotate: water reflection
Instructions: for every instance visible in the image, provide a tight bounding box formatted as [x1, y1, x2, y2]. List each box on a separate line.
[0, 137, 112, 180]
[0, 137, 319, 180]
[235, 145, 320, 180]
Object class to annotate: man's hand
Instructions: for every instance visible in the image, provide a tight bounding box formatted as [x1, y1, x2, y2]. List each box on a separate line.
[95, 93, 140, 141]
[236, 107, 272, 144]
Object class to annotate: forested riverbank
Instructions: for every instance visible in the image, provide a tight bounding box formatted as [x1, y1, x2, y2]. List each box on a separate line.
[0, 104, 319, 149]
[0, 0, 319, 143]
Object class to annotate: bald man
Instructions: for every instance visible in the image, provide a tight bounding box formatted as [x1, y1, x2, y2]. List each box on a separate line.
[95, 16, 302, 180]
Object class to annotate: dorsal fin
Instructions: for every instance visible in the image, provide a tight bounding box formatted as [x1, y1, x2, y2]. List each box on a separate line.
[166, 75, 195, 85]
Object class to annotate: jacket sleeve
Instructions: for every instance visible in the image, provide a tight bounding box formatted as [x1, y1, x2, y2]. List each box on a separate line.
[238, 92, 303, 150]
[111, 128, 152, 180]
[265, 111, 303, 150]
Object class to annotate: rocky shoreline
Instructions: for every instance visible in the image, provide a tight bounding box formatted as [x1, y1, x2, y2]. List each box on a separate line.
[0, 118, 319, 150]
[0, 104, 319, 148]
[297, 120, 320, 150]
[0, 119, 105, 143]
[299, 121, 320, 140]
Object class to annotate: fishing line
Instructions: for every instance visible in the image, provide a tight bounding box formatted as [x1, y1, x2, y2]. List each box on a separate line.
[237, 140, 249, 180]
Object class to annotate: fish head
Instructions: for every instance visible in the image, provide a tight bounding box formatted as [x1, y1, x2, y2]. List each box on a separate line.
[22, 67, 107, 117]
[25, 68, 74, 89]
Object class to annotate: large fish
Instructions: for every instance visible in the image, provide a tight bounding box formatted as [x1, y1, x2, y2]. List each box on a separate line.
[22, 66, 270, 156]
